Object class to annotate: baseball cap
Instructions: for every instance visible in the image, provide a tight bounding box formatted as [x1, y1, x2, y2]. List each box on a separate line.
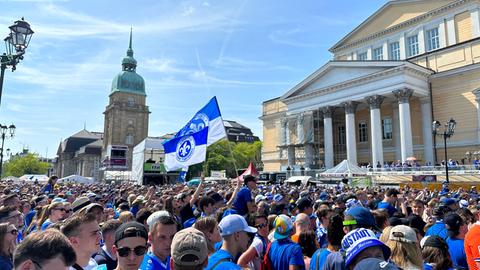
[146, 210, 172, 229]
[441, 198, 456, 206]
[255, 195, 267, 204]
[420, 235, 448, 250]
[389, 225, 417, 243]
[459, 199, 468, 208]
[342, 228, 391, 268]
[319, 192, 329, 201]
[296, 197, 313, 211]
[115, 222, 148, 245]
[444, 213, 464, 237]
[343, 207, 378, 229]
[353, 258, 400, 270]
[273, 214, 294, 240]
[218, 214, 257, 236]
[171, 227, 208, 266]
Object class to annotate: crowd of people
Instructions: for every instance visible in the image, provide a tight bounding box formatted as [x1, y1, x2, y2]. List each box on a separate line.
[0, 174, 479, 270]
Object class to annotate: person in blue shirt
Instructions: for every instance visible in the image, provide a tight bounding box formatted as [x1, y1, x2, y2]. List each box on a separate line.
[267, 214, 305, 270]
[310, 214, 345, 270]
[140, 211, 178, 270]
[425, 205, 450, 239]
[376, 189, 400, 217]
[206, 214, 257, 270]
[41, 175, 58, 194]
[444, 213, 468, 269]
[232, 175, 257, 216]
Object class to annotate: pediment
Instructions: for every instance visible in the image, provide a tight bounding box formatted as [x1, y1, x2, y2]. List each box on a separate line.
[331, 0, 454, 52]
[281, 61, 405, 100]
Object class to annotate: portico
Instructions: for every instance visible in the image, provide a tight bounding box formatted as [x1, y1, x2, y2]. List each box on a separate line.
[279, 61, 434, 168]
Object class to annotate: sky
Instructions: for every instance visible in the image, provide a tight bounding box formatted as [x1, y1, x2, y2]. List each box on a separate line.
[0, 0, 387, 158]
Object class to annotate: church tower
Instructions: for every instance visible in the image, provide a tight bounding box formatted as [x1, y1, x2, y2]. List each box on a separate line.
[103, 30, 149, 170]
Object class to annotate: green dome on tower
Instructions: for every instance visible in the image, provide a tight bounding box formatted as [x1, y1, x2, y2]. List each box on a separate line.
[111, 30, 146, 96]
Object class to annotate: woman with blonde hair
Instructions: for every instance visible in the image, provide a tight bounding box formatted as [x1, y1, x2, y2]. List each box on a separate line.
[0, 222, 18, 270]
[37, 202, 66, 231]
[386, 225, 423, 270]
[193, 216, 222, 255]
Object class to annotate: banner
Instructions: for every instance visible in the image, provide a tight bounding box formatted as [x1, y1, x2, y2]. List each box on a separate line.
[163, 128, 208, 171]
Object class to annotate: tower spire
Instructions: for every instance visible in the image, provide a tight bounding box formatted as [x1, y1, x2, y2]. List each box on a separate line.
[122, 28, 137, 71]
[127, 28, 133, 57]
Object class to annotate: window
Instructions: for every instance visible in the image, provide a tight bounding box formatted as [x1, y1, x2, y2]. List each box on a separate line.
[407, 35, 419, 57]
[373, 47, 383, 60]
[125, 134, 134, 145]
[426, 27, 440, 51]
[382, 118, 393, 140]
[358, 122, 368, 142]
[358, 52, 368, 60]
[338, 126, 346, 145]
[389, 42, 400, 60]
[127, 97, 135, 106]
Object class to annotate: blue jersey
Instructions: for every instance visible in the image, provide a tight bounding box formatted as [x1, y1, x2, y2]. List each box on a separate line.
[446, 237, 468, 269]
[425, 221, 448, 239]
[205, 249, 240, 270]
[139, 252, 170, 270]
[268, 238, 305, 270]
[309, 249, 330, 270]
[232, 187, 252, 216]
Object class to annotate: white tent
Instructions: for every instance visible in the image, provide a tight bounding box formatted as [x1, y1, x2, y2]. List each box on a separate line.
[285, 176, 314, 185]
[19, 174, 49, 183]
[319, 160, 368, 178]
[132, 138, 165, 185]
[58, 175, 95, 184]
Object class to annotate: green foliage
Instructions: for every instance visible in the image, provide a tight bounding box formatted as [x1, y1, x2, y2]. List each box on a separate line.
[185, 140, 263, 180]
[2, 153, 50, 177]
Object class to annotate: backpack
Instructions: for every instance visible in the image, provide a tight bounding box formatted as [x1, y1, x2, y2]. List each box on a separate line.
[261, 242, 274, 270]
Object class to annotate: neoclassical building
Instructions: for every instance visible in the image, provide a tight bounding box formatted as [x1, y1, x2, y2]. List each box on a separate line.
[262, 0, 480, 171]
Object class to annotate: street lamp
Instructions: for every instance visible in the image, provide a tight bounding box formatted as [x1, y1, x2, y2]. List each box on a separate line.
[1, 18, 34, 106]
[432, 119, 456, 183]
[0, 124, 15, 178]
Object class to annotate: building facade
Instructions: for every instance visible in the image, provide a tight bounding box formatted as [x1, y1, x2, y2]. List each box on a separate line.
[262, 0, 480, 172]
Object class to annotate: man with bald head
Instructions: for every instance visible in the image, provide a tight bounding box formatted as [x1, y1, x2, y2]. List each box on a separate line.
[291, 213, 310, 243]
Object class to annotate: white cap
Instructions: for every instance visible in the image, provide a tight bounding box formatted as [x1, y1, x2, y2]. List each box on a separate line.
[218, 214, 257, 236]
[255, 195, 267, 204]
[147, 210, 172, 230]
[459, 199, 468, 208]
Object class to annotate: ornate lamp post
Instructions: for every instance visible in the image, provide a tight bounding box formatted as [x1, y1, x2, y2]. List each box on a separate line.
[1, 18, 34, 106]
[0, 124, 15, 178]
[432, 119, 456, 183]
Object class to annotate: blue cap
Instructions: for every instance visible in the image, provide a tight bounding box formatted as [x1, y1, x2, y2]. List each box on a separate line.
[51, 197, 66, 203]
[442, 198, 456, 206]
[352, 258, 399, 270]
[183, 217, 196, 228]
[345, 207, 377, 229]
[221, 209, 238, 219]
[319, 192, 329, 200]
[273, 194, 283, 202]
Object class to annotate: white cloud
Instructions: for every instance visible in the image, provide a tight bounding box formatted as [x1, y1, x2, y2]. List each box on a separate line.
[269, 28, 319, 48]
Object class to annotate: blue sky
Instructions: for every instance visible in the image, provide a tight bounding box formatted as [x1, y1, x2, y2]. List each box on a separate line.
[0, 0, 386, 158]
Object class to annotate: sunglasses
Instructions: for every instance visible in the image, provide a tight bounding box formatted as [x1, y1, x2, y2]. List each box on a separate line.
[9, 229, 18, 235]
[256, 223, 268, 229]
[117, 246, 148, 257]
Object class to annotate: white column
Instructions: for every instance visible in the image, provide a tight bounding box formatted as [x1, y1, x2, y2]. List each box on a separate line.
[367, 47, 372, 60]
[393, 88, 414, 162]
[418, 27, 426, 54]
[323, 107, 334, 169]
[366, 95, 385, 168]
[304, 112, 314, 168]
[471, 9, 480, 38]
[439, 21, 447, 48]
[392, 103, 401, 161]
[382, 41, 388, 60]
[446, 16, 456, 46]
[473, 89, 480, 143]
[288, 145, 295, 167]
[343, 101, 358, 165]
[420, 97, 434, 165]
[399, 34, 406, 59]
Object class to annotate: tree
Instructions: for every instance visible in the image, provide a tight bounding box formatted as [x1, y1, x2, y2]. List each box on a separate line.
[2, 153, 50, 177]
[184, 140, 263, 180]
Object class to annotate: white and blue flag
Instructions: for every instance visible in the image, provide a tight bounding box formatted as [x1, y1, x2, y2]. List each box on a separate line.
[175, 96, 226, 146]
[163, 128, 209, 171]
[163, 97, 226, 171]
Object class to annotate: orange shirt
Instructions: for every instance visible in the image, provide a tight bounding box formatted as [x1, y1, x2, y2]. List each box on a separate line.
[464, 223, 480, 270]
[291, 233, 299, 243]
